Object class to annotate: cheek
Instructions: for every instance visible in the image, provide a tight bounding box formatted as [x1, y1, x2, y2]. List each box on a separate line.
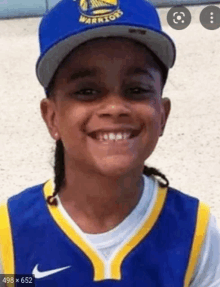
[144, 101, 161, 133]
[140, 104, 162, 159]
[56, 105, 86, 139]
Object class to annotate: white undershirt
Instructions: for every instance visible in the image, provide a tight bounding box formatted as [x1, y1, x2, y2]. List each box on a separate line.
[83, 175, 154, 259]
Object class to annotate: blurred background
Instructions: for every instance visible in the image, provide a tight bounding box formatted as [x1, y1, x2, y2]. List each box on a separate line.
[1, 0, 220, 18]
[0, 0, 220, 226]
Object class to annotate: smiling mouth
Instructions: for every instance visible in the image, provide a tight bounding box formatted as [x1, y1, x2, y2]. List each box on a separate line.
[87, 129, 141, 142]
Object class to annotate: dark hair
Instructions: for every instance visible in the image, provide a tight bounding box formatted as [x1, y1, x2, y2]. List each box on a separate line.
[46, 42, 169, 206]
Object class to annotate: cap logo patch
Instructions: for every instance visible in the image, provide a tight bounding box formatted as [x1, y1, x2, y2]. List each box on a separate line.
[77, 0, 123, 24]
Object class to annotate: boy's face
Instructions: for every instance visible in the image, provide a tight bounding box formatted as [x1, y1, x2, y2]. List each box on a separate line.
[41, 38, 171, 177]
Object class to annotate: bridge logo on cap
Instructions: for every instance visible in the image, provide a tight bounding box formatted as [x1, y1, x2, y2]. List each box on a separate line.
[77, 0, 123, 24]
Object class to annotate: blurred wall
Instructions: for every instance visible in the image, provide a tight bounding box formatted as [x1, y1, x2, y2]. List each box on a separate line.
[0, 0, 46, 18]
[1, 0, 220, 19]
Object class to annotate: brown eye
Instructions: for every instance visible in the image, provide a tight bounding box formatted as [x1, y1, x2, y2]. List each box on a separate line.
[126, 87, 155, 100]
[130, 87, 152, 93]
[72, 89, 101, 101]
[131, 88, 146, 93]
[76, 89, 97, 95]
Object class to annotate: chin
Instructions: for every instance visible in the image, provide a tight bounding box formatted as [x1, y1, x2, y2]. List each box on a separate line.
[95, 160, 138, 178]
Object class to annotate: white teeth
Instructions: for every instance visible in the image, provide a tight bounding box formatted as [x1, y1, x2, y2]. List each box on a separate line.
[96, 132, 131, 141]
[109, 133, 116, 140]
[123, 133, 130, 140]
[116, 133, 123, 140]
[103, 134, 109, 140]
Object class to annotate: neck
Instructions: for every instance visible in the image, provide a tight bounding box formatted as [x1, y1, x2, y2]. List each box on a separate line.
[58, 162, 145, 234]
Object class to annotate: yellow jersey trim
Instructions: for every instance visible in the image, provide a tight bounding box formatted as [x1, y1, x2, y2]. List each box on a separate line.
[44, 180, 167, 281]
[44, 180, 105, 281]
[0, 201, 15, 278]
[110, 185, 167, 279]
[184, 201, 210, 287]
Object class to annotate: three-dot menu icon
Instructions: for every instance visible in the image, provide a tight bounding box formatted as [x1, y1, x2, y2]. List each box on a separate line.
[200, 6, 220, 30]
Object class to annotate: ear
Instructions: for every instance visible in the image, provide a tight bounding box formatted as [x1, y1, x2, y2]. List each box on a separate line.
[40, 98, 60, 141]
[160, 97, 171, 137]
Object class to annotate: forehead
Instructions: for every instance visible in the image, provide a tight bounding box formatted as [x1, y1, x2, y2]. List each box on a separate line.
[57, 37, 161, 74]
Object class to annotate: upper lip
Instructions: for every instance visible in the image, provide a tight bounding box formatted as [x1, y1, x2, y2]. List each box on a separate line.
[87, 126, 142, 137]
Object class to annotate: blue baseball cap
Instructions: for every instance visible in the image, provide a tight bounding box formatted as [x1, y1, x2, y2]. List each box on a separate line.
[36, 0, 176, 89]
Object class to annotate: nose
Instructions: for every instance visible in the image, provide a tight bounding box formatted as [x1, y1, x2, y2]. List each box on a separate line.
[96, 93, 132, 119]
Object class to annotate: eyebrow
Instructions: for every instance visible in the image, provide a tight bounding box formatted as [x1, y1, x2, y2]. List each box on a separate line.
[68, 68, 98, 82]
[68, 67, 155, 82]
[126, 67, 155, 81]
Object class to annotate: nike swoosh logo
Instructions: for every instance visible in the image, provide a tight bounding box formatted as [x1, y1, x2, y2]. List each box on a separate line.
[32, 264, 71, 279]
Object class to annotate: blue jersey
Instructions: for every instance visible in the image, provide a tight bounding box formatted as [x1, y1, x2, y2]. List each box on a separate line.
[0, 180, 210, 287]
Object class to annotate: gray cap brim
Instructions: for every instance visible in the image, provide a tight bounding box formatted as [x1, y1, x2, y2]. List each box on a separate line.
[36, 25, 176, 89]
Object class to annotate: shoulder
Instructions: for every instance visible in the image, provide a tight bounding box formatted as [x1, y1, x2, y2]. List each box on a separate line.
[167, 185, 200, 201]
[163, 185, 218, 286]
[165, 185, 220, 286]
[190, 214, 220, 287]
[0, 180, 52, 219]
[164, 185, 206, 215]
[165, 186, 210, 244]
[165, 185, 210, 217]
[1, 180, 52, 205]
[8, 182, 47, 202]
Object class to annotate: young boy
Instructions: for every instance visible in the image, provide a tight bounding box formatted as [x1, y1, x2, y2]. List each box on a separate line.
[0, 0, 220, 286]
